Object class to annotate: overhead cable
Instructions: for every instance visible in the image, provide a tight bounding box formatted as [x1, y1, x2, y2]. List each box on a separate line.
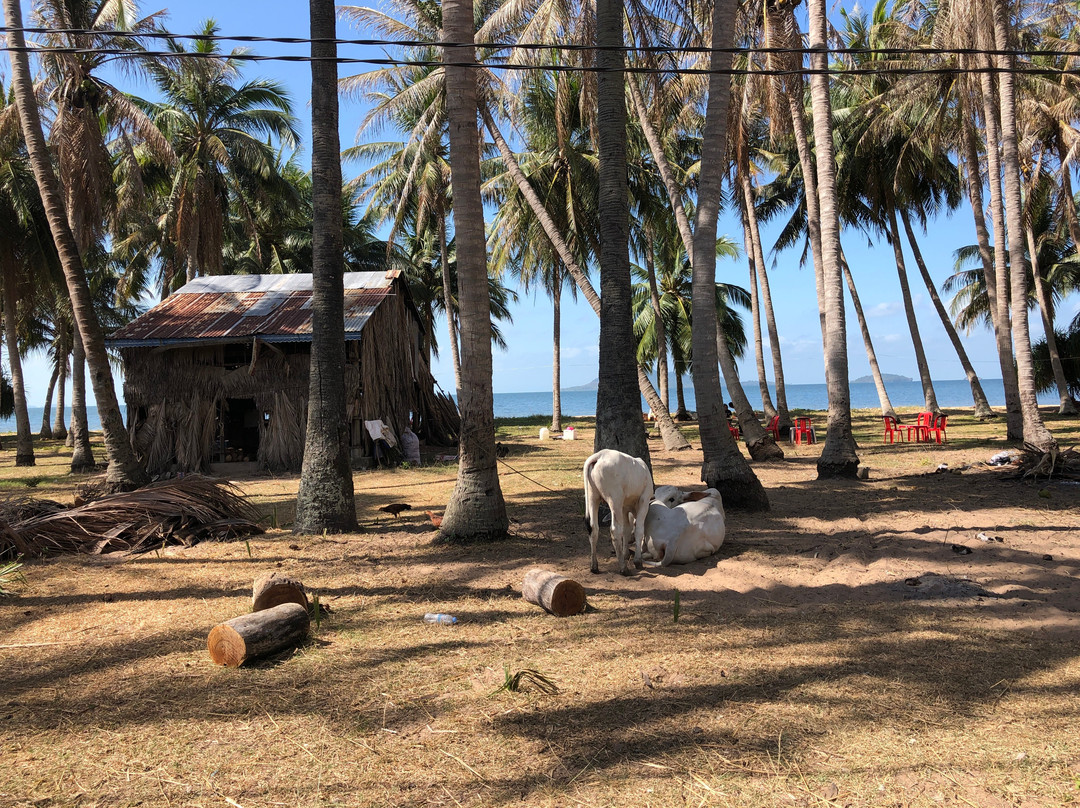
[3, 24, 1080, 60]
[0, 43, 1077, 77]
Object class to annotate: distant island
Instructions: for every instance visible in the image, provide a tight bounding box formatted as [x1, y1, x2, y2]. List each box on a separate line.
[852, 373, 912, 384]
[563, 378, 599, 392]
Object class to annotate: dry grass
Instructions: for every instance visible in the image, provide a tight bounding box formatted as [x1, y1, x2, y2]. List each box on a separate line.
[1, 407, 1079, 808]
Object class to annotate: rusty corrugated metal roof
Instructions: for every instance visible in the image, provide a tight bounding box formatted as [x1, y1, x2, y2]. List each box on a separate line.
[108, 271, 399, 348]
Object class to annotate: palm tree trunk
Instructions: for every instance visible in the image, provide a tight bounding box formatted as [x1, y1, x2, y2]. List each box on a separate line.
[294, 0, 358, 534]
[644, 247, 669, 411]
[739, 170, 790, 430]
[690, 0, 770, 508]
[632, 71, 771, 456]
[627, 78, 695, 254]
[714, 316, 783, 461]
[978, 69, 1024, 440]
[1057, 140, 1080, 252]
[808, 0, 859, 478]
[481, 106, 689, 450]
[69, 318, 95, 473]
[742, 218, 776, 420]
[438, 206, 462, 400]
[1026, 225, 1078, 414]
[4, 0, 144, 487]
[961, 113, 1014, 420]
[839, 251, 898, 420]
[551, 264, 563, 432]
[39, 361, 58, 440]
[739, 188, 776, 420]
[901, 209, 995, 418]
[440, 0, 509, 540]
[991, 1, 1056, 451]
[1, 245, 34, 465]
[782, 51, 830, 385]
[52, 345, 68, 441]
[886, 203, 939, 413]
[674, 369, 688, 419]
[593, 0, 651, 470]
[630, 67, 783, 458]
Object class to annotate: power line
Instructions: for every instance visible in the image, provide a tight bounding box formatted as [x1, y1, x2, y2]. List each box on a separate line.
[3, 25, 1080, 61]
[2, 44, 1079, 78]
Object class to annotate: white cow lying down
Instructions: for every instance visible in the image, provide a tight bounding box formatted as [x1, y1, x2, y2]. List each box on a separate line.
[643, 488, 726, 566]
[583, 449, 653, 575]
[652, 484, 685, 508]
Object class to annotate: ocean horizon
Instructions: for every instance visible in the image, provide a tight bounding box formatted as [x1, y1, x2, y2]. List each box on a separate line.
[2, 378, 1057, 434]
[485, 378, 1060, 418]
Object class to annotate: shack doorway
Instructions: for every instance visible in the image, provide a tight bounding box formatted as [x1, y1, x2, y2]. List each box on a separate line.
[218, 398, 261, 463]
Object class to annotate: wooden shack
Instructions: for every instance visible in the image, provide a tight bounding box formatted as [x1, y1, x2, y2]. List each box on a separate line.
[107, 271, 458, 474]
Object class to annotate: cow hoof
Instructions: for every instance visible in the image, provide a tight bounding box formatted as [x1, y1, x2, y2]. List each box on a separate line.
[591, 566, 600, 575]
[634, 560, 643, 570]
[619, 568, 633, 577]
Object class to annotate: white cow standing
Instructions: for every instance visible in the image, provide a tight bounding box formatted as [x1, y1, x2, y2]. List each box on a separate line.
[583, 449, 653, 575]
[643, 488, 726, 566]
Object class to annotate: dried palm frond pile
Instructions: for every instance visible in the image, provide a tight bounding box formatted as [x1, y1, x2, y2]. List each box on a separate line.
[1015, 444, 1080, 481]
[0, 476, 264, 559]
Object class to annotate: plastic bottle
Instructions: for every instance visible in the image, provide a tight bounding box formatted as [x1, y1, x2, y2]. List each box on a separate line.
[424, 613, 458, 625]
[539, 427, 550, 440]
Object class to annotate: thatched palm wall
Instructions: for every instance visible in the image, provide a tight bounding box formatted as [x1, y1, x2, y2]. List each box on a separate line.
[121, 288, 459, 475]
[123, 346, 312, 473]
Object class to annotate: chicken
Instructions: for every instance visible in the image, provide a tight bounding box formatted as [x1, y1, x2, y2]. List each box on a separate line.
[426, 510, 443, 529]
[378, 503, 412, 518]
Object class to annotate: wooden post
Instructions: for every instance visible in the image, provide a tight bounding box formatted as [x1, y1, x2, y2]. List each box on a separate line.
[522, 568, 586, 617]
[208, 602, 309, 667]
[252, 573, 309, 612]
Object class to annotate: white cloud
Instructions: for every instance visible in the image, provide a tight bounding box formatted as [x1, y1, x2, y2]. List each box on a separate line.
[868, 301, 904, 317]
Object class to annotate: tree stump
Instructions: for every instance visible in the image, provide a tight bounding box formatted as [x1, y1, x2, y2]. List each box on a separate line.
[207, 602, 309, 667]
[522, 568, 586, 616]
[252, 573, 308, 612]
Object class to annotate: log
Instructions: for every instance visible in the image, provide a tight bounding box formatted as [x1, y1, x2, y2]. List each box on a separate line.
[208, 602, 309, 667]
[522, 568, 586, 617]
[252, 573, 308, 612]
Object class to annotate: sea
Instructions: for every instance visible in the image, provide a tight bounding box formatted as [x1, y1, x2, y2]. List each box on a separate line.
[488, 378, 1059, 418]
[2, 378, 1055, 433]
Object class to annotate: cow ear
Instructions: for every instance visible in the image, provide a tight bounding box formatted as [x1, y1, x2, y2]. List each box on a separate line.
[684, 491, 709, 502]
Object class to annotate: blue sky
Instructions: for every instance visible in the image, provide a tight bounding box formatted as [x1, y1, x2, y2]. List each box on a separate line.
[6, 0, 1078, 405]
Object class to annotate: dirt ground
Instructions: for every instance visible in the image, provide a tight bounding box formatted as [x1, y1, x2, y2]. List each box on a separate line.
[1, 408, 1079, 808]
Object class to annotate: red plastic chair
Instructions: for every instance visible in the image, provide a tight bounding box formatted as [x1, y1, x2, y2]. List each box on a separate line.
[908, 411, 934, 443]
[926, 413, 947, 444]
[765, 415, 781, 440]
[882, 415, 906, 444]
[793, 417, 815, 445]
[729, 424, 741, 441]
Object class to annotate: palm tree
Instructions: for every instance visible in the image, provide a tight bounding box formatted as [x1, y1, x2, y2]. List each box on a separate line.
[1014, 149, 1080, 414]
[33, 0, 167, 254]
[347, 125, 462, 394]
[439, 0, 508, 541]
[989, 0, 1057, 451]
[625, 6, 779, 483]
[836, 0, 994, 419]
[292, 0, 357, 534]
[807, 0, 859, 478]
[592, 0, 651, 470]
[756, 138, 901, 421]
[0, 82, 55, 466]
[487, 67, 597, 434]
[136, 23, 300, 292]
[632, 234, 750, 417]
[728, 50, 791, 429]
[4, 0, 145, 487]
[1033, 323, 1080, 401]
